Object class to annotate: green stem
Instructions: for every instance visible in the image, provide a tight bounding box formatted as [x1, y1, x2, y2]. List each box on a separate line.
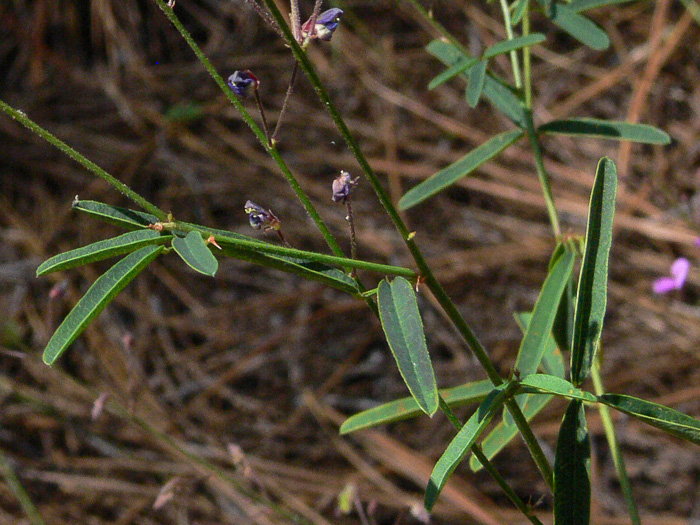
[174, 220, 416, 278]
[0, 448, 46, 525]
[498, 0, 523, 89]
[261, 0, 554, 491]
[525, 109, 561, 238]
[438, 397, 544, 525]
[0, 100, 167, 220]
[523, 3, 533, 109]
[591, 361, 641, 525]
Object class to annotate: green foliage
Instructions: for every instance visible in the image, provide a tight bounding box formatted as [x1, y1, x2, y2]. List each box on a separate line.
[425, 384, 514, 510]
[339, 380, 492, 434]
[571, 158, 617, 386]
[73, 199, 159, 230]
[43, 245, 165, 365]
[548, 3, 611, 50]
[172, 231, 219, 277]
[554, 400, 591, 525]
[466, 60, 488, 107]
[378, 278, 438, 416]
[539, 118, 671, 144]
[399, 130, 524, 210]
[36, 230, 171, 276]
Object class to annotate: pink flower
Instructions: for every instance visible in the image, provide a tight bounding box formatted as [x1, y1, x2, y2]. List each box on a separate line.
[653, 257, 690, 294]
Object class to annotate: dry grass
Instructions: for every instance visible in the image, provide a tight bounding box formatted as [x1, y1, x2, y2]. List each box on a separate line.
[0, 1, 699, 523]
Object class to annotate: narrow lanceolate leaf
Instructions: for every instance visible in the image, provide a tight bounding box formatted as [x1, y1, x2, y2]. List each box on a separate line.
[519, 374, 597, 403]
[539, 118, 671, 144]
[483, 33, 547, 59]
[43, 245, 164, 365]
[515, 251, 575, 378]
[512, 0, 530, 24]
[428, 57, 478, 90]
[470, 393, 552, 472]
[569, 0, 638, 12]
[378, 277, 438, 417]
[37, 230, 170, 276]
[172, 231, 218, 277]
[554, 399, 591, 525]
[426, 41, 527, 127]
[425, 385, 512, 510]
[466, 60, 487, 108]
[340, 380, 492, 434]
[515, 312, 566, 379]
[72, 199, 159, 230]
[549, 3, 610, 51]
[571, 158, 617, 386]
[599, 394, 700, 445]
[398, 129, 524, 210]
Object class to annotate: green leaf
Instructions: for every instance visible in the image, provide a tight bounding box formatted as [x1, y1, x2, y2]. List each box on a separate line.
[72, 199, 159, 230]
[469, 393, 552, 472]
[539, 118, 671, 144]
[550, 243, 577, 356]
[515, 251, 575, 378]
[599, 394, 700, 445]
[340, 380, 492, 434]
[519, 374, 598, 403]
[378, 277, 438, 417]
[466, 60, 487, 108]
[428, 57, 479, 90]
[425, 385, 512, 510]
[43, 245, 164, 365]
[426, 40, 527, 127]
[512, 0, 529, 24]
[172, 231, 219, 277]
[37, 230, 170, 276]
[569, 0, 637, 12]
[571, 158, 617, 386]
[549, 3, 610, 50]
[399, 129, 524, 210]
[554, 399, 591, 525]
[483, 33, 547, 59]
[515, 312, 566, 379]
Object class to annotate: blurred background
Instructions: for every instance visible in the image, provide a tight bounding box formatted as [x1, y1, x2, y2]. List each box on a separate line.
[1, 1, 699, 523]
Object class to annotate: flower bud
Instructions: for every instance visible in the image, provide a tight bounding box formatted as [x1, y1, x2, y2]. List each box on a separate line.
[227, 70, 259, 99]
[332, 170, 357, 203]
[302, 8, 344, 41]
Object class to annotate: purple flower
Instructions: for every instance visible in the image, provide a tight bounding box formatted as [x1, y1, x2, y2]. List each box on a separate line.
[695, 237, 700, 247]
[228, 70, 259, 99]
[332, 170, 358, 203]
[302, 8, 344, 41]
[653, 257, 690, 294]
[244, 200, 280, 231]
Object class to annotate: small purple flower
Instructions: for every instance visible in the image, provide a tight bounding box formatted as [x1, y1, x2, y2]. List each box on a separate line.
[695, 237, 700, 247]
[332, 170, 358, 203]
[244, 200, 280, 231]
[302, 8, 344, 41]
[228, 70, 259, 99]
[653, 257, 690, 294]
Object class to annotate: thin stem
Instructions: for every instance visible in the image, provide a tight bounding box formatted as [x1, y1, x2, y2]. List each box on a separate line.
[523, 3, 533, 109]
[253, 88, 272, 145]
[272, 60, 299, 143]
[261, 0, 554, 490]
[345, 197, 357, 262]
[498, 0, 523, 89]
[173, 220, 417, 279]
[525, 109, 561, 238]
[438, 397, 544, 525]
[290, 0, 301, 41]
[0, 100, 167, 220]
[592, 360, 641, 525]
[276, 229, 292, 248]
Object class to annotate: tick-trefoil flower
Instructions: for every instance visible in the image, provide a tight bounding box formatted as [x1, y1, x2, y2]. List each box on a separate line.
[228, 70, 259, 99]
[332, 170, 358, 203]
[301, 8, 344, 41]
[244, 200, 280, 231]
[653, 257, 690, 294]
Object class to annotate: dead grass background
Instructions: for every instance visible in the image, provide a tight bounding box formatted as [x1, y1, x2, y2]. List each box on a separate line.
[0, 1, 699, 523]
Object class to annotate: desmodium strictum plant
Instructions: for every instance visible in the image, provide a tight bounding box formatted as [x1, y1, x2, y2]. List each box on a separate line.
[1, 1, 698, 524]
